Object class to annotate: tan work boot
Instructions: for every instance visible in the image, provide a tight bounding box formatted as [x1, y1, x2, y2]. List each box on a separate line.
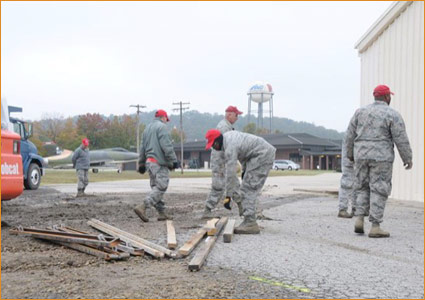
[338, 209, 352, 218]
[157, 211, 173, 221]
[234, 218, 260, 234]
[368, 223, 390, 238]
[354, 216, 364, 234]
[134, 203, 149, 222]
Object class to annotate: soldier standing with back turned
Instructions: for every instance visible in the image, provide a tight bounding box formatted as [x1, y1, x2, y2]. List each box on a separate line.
[345, 85, 412, 238]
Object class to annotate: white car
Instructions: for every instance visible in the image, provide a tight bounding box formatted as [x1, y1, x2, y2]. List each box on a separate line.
[273, 160, 300, 171]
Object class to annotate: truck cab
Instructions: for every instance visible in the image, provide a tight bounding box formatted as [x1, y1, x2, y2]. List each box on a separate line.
[1, 101, 24, 200]
[9, 116, 46, 190]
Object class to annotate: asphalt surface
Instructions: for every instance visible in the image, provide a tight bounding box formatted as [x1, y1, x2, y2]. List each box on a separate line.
[208, 196, 424, 299]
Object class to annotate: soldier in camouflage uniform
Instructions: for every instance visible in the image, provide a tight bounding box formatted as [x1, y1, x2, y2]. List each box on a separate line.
[345, 85, 412, 238]
[203, 106, 244, 218]
[205, 129, 276, 234]
[72, 138, 90, 197]
[134, 110, 178, 222]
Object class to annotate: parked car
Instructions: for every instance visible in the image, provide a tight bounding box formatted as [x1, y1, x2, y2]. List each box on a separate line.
[272, 160, 300, 171]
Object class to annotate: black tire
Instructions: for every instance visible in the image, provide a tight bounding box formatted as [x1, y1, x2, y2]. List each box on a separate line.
[92, 168, 99, 173]
[288, 166, 293, 171]
[274, 166, 279, 170]
[24, 163, 41, 190]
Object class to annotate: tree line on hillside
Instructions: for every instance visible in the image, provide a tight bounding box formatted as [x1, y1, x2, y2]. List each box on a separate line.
[30, 110, 344, 156]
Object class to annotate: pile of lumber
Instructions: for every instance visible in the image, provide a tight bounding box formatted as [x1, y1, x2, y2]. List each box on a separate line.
[10, 217, 237, 270]
[9, 225, 143, 261]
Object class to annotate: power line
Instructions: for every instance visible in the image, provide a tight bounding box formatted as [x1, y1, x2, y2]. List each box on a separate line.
[129, 104, 146, 155]
[172, 101, 190, 174]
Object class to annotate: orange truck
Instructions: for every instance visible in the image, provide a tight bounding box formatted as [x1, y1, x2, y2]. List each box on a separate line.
[1, 128, 24, 200]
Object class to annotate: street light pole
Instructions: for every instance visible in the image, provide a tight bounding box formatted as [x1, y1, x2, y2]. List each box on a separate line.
[130, 104, 146, 154]
[172, 101, 190, 174]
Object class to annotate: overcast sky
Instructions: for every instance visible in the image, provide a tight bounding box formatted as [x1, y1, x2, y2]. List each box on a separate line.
[1, 1, 393, 132]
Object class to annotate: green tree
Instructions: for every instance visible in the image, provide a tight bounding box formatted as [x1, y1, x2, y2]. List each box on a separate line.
[56, 118, 84, 150]
[76, 113, 107, 149]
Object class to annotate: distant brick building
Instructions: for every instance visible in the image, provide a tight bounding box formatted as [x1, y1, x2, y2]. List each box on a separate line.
[174, 133, 341, 170]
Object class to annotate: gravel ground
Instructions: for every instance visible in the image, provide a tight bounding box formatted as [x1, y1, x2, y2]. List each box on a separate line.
[1, 186, 423, 299]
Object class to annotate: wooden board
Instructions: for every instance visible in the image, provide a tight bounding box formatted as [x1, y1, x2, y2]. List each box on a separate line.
[188, 236, 216, 271]
[87, 219, 166, 258]
[188, 217, 228, 271]
[166, 220, 177, 249]
[223, 219, 236, 243]
[178, 228, 207, 257]
[205, 218, 219, 236]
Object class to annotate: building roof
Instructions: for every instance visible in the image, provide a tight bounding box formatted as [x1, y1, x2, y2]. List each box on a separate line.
[355, 1, 412, 53]
[174, 132, 341, 152]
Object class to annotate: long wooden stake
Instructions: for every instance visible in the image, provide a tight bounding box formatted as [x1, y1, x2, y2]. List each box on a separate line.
[166, 220, 177, 249]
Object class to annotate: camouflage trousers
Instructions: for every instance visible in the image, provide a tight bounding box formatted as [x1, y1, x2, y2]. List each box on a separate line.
[241, 150, 275, 219]
[76, 169, 89, 190]
[205, 149, 241, 210]
[338, 159, 357, 211]
[353, 160, 393, 224]
[144, 162, 170, 213]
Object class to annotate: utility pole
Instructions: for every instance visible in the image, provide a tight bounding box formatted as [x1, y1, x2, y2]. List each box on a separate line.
[172, 101, 190, 174]
[129, 104, 146, 154]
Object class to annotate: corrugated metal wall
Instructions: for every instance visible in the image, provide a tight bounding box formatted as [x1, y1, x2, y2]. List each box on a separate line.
[358, 1, 424, 202]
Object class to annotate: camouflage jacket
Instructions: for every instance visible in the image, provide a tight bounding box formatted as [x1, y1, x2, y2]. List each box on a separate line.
[139, 118, 177, 168]
[72, 146, 90, 170]
[345, 101, 412, 164]
[216, 118, 234, 133]
[222, 131, 276, 197]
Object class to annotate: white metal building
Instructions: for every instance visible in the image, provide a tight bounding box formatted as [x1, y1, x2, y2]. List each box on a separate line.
[355, 1, 424, 202]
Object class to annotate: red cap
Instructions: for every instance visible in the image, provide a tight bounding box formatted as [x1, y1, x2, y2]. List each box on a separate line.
[155, 109, 169, 122]
[205, 129, 222, 150]
[225, 106, 243, 115]
[82, 138, 90, 146]
[373, 85, 394, 97]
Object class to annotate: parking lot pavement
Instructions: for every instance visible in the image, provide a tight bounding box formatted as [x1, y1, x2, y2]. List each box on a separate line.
[208, 196, 424, 299]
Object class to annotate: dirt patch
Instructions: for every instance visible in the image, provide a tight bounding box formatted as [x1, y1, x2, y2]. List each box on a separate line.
[1, 187, 310, 299]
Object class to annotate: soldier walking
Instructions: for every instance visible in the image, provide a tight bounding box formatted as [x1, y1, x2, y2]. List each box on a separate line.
[134, 109, 178, 222]
[203, 106, 244, 218]
[345, 85, 412, 238]
[72, 138, 90, 197]
[205, 129, 276, 234]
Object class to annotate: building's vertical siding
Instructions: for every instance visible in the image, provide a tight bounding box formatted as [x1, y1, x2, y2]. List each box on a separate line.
[358, 1, 424, 202]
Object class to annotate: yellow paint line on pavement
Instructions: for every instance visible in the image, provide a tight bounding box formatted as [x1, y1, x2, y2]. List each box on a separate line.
[249, 276, 311, 293]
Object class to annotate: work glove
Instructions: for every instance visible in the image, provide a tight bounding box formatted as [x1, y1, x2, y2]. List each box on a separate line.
[404, 161, 413, 170]
[173, 162, 179, 169]
[138, 164, 146, 174]
[223, 197, 232, 210]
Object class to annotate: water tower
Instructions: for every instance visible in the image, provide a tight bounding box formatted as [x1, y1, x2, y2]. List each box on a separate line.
[247, 81, 274, 133]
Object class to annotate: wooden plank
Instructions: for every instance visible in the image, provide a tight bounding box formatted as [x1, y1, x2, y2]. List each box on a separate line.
[188, 236, 216, 271]
[9, 227, 121, 248]
[206, 218, 220, 236]
[223, 219, 236, 243]
[188, 217, 228, 271]
[87, 220, 165, 258]
[178, 228, 207, 257]
[88, 218, 175, 258]
[166, 220, 177, 249]
[58, 226, 144, 256]
[55, 241, 129, 261]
